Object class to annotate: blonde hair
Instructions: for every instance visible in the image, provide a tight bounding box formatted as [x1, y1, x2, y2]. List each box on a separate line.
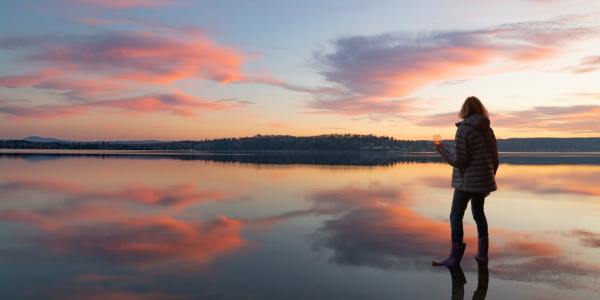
[459, 96, 489, 119]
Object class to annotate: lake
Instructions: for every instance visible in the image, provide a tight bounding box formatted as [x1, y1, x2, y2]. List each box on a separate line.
[0, 151, 598, 299]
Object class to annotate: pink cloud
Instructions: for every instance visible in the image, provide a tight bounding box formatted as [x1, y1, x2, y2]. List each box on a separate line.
[569, 55, 600, 73]
[0, 69, 63, 88]
[308, 96, 417, 116]
[309, 14, 600, 117]
[0, 26, 254, 120]
[3, 31, 245, 84]
[0, 70, 130, 101]
[0, 92, 242, 118]
[0, 102, 89, 119]
[94, 93, 238, 116]
[33, 78, 129, 100]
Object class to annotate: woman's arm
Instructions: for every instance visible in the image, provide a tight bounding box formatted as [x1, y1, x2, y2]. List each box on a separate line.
[490, 128, 499, 175]
[436, 127, 469, 168]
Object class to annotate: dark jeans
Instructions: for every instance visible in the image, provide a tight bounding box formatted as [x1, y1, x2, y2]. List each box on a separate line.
[450, 189, 488, 243]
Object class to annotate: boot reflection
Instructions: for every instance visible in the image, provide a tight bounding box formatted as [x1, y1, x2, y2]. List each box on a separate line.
[449, 266, 466, 300]
[447, 263, 489, 300]
[473, 263, 489, 300]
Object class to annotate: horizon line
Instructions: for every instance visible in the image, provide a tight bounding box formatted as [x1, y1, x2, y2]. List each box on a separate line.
[6, 134, 600, 143]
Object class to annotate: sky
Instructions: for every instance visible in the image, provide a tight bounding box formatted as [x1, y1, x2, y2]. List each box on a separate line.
[1, 0, 600, 140]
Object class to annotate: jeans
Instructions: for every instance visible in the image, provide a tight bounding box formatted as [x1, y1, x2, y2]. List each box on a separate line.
[450, 189, 488, 243]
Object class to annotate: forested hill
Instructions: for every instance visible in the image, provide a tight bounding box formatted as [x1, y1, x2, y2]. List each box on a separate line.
[1, 135, 600, 152]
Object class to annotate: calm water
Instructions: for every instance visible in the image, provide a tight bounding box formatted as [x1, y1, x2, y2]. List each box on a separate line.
[0, 152, 598, 299]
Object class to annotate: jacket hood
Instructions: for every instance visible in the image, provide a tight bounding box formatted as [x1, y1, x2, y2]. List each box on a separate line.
[456, 114, 490, 131]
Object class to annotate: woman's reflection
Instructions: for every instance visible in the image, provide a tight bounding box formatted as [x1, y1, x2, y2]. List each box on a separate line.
[473, 263, 489, 300]
[448, 263, 488, 300]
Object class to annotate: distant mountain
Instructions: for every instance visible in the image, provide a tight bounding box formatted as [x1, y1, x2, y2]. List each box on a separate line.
[2, 134, 600, 152]
[23, 136, 162, 145]
[23, 136, 72, 143]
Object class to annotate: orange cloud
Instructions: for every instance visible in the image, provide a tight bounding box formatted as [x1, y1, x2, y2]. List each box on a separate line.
[94, 93, 239, 116]
[0, 70, 130, 101]
[0, 92, 243, 118]
[0, 69, 63, 88]
[569, 55, 600, 73]
[7, 31, 245, 84]
[0, 28, 248, 120]
[309, 14, 600, 117]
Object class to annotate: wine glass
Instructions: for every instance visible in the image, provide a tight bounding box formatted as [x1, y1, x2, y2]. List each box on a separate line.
[433, 134, 442, 145]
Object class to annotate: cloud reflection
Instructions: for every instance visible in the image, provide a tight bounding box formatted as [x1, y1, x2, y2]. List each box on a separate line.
[0, 178, 229, 209]
[422, 165, 600, 197]
[304, 183, 598, 291]
[39, 216, 245, 268]
[0, 178, 247, 270]
[567, 230, 600, 248]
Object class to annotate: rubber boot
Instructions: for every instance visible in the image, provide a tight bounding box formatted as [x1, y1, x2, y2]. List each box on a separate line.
[475, 236, 489, 264]
[432, 242, 466, 267]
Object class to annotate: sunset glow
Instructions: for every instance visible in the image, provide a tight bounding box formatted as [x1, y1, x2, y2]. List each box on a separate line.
[1, 0, 600, 140]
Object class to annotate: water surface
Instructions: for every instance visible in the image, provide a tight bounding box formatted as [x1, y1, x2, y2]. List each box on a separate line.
[0, 152, 598, 299]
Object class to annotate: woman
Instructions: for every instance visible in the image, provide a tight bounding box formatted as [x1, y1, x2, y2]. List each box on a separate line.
[432, 96, 499, 267]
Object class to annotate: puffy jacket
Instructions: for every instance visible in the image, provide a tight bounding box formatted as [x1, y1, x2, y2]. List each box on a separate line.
[436, 114, 499, 193]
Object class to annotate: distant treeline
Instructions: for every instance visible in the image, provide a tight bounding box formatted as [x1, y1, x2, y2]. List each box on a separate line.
[1, 134, 600, 152]
[0, 134, 432, 152]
